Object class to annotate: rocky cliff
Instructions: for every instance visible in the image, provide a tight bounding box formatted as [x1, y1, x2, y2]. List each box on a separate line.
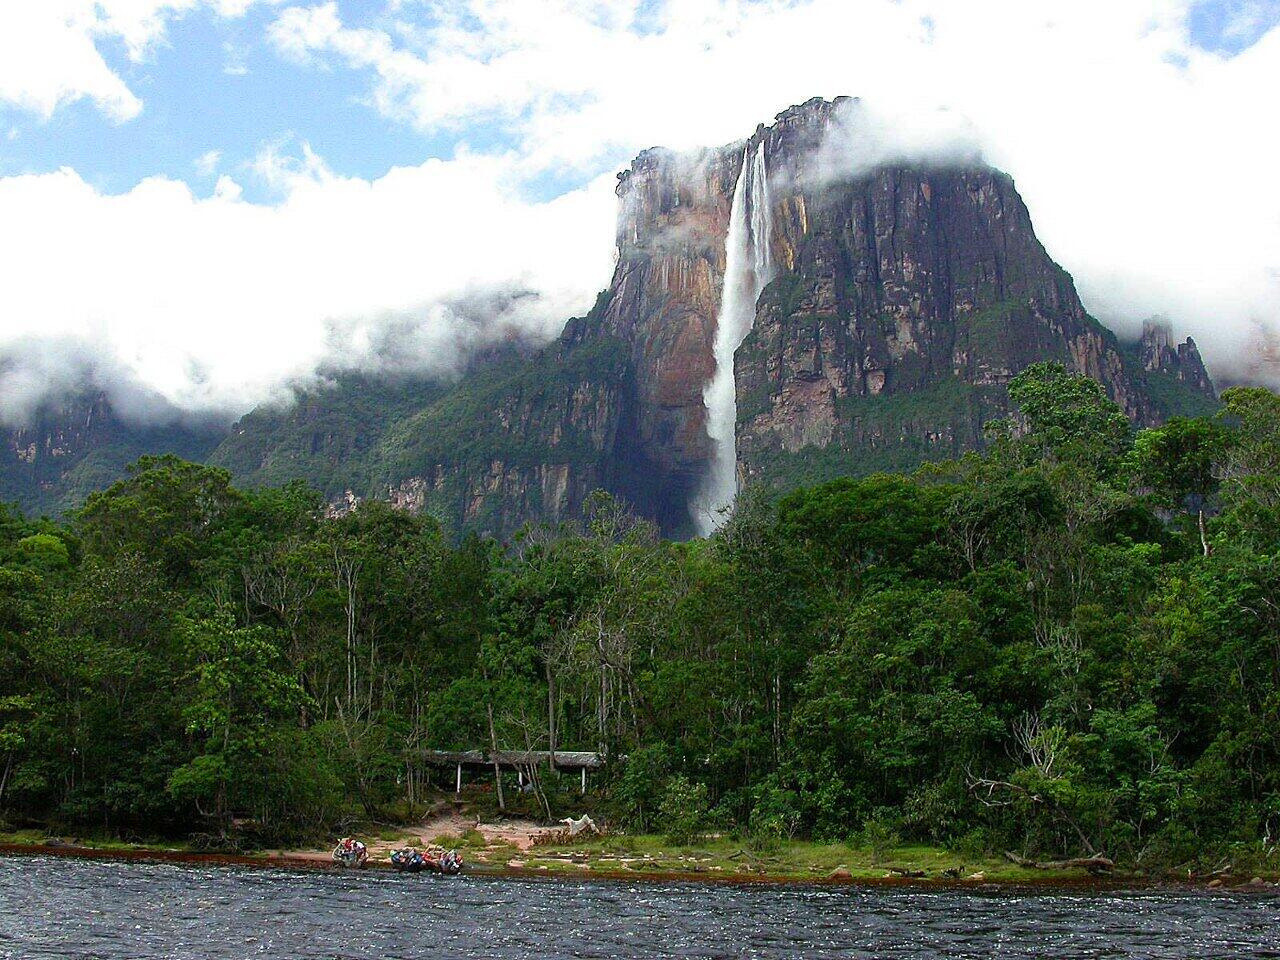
[719, 100, 1218, 488]
[573, 97, 1216, 523]
[0, 97, 1221, 531]
[1, 393, 222, 516]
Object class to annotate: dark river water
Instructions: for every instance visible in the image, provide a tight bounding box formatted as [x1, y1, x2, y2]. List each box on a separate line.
[2, 855, 1279, 959]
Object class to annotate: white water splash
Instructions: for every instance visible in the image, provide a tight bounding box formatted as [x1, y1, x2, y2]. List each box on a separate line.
[692, 142, 774, 535]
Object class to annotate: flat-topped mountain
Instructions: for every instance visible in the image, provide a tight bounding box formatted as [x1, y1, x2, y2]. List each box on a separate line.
[1, 98, 1216, 531]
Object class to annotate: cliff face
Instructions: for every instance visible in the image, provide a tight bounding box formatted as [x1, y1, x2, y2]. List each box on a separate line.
[593, 147, 740, 517]
[231, 97, 1219, 538]
[580, 97, 1218, 516]
[1138, 318, 1214, 395]
[2, 393, 222, 516]
[0, 97, 1222, 531]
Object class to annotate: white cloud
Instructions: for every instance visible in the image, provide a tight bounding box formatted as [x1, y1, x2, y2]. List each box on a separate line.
[0, 0, 275, 121]
[2, 0, 1278, 426]
[194, 149, 222, 176]
[266, 0, 1280, 385]
[0, 148, 617, 421]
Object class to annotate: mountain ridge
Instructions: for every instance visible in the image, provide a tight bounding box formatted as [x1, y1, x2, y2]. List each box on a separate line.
[1, 97, 1218, 530]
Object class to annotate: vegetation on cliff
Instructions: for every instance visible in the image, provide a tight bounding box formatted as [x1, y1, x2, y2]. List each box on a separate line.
[1, 366, 1278, 878]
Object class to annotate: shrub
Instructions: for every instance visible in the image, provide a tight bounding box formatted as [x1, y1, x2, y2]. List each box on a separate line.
[949, 828, 991, 861]
[858, 817, 901, 863]
[749, 778, 802, 842]
[658, 774, 709, 846]
[610, 744, 671, 833]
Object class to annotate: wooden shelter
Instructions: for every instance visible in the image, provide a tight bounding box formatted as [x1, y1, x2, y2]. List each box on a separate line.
[418, 749, 606, 794]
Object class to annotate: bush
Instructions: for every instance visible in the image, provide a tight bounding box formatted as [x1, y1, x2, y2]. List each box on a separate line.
[610, 745, 671, 833]
[601, 834, 638, 853]
[949, 828, 991, 861]
[749, 778, 802, 843]
[857, 817, 901, 863]
[745, 829, 782, 855]
[657, 774, 709, 845]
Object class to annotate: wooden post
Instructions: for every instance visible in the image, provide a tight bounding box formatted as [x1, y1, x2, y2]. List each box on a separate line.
[581, 767, 587, 795]
[455, 763, 462, 795]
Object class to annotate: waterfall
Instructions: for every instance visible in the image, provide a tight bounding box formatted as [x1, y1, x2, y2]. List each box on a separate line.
[692, 142, 774, 535]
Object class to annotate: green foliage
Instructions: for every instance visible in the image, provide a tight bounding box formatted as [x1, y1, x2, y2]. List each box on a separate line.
[612, 745, 672, 833]
[744, 379, 1006, 491]
[1007, 362, 1132, 469]
[858, 817, 902, 863]
[1131, 416, 1228, 505]
[167, 616, 308, 834]
[207, 373, 451, 497]
[369, 335, 631, 527]
[14, 534, 69, 571]
[657, 774, 710, 845]
[1, 383, 1279, 868]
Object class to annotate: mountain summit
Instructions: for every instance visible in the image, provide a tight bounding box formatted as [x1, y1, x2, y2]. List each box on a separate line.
[3, 98, 1216, 530]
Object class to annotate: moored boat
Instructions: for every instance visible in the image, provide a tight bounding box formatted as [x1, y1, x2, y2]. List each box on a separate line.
[389, 847, 463, 875]
[331, 838, 368, 868]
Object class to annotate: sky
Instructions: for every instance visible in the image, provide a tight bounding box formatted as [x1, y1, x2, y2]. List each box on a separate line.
[0, 0, 1278, 423]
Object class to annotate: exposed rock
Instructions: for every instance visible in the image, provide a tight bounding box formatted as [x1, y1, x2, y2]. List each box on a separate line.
[2, 97, 1224, 533]
[1138, 318, 1215, 397]
[1, 392, 222, 516]
[319, 97, 1219, 538]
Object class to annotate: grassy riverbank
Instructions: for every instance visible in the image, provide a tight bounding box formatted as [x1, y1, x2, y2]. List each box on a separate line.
[6, 825, 1277, 889]
[498, 834, 1050, 883]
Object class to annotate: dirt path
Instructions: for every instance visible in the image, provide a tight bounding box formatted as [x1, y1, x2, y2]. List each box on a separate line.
[268, 807, 560, 865]
[416, 809, 560, 852]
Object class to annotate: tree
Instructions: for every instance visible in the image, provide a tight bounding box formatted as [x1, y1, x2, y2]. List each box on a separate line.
[1130, 417, 1228, 555]
[1008, 362, 1132, 470]
[76, 456, 240, 585]
[167, 616, 306, 836]
[1218, 387, 1280, 545]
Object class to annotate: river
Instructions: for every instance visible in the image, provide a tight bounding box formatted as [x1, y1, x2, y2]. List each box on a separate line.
[2, 854, 1278, 958]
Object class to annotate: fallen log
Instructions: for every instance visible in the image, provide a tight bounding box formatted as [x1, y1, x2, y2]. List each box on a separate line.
[1004, 851, 1115, 874]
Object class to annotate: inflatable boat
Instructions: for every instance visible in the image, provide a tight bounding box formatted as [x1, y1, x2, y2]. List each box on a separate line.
[390, 847, 463, 875]
[331, 838, 368, 868]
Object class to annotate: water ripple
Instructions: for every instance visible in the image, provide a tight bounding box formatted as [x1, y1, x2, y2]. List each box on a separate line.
[1, 855, 1278, 959]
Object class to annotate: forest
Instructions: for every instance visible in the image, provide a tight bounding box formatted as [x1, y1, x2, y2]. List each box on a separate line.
[1, 363, 1278, 872]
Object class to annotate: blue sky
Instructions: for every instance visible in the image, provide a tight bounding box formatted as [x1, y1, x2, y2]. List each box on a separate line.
[0, 0, 1277, 420]
[0, 3, 497, 202]
[2, 0, 1271, 201]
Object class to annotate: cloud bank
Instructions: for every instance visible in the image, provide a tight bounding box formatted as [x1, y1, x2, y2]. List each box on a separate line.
[0, 151, 617, 422]
[0, 1, 275, 122]
[0, 0, 1278, 426]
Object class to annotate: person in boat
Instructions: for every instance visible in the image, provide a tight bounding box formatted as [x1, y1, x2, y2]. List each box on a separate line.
[391, 848, 426, 872]
[332, 837, 368, 867]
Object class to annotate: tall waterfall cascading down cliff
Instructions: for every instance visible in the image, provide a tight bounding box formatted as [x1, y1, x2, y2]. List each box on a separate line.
[123, 97, 1219, 544]
[692, 143, 774, 534]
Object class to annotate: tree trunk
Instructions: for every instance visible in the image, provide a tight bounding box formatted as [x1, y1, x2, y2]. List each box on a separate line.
[482, 664, 505, 812]
[0, 752, 12, 808]
[546, 663, 557, 770]
[1003, 851, 1114, 873]
[1199, 508, 1211, 557]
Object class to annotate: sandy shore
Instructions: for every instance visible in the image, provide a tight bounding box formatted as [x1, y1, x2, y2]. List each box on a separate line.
[5, 840, 1280, 892]
[266, 807, 560, 866]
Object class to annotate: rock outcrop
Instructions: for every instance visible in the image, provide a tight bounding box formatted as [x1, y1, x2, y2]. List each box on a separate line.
[1138, 318, 1215, 396]
[245, 97, 1221, 537]
[0, 97, 1222, 532]
[1, 393, 222, 516]
[588, 97, 1216, 519]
